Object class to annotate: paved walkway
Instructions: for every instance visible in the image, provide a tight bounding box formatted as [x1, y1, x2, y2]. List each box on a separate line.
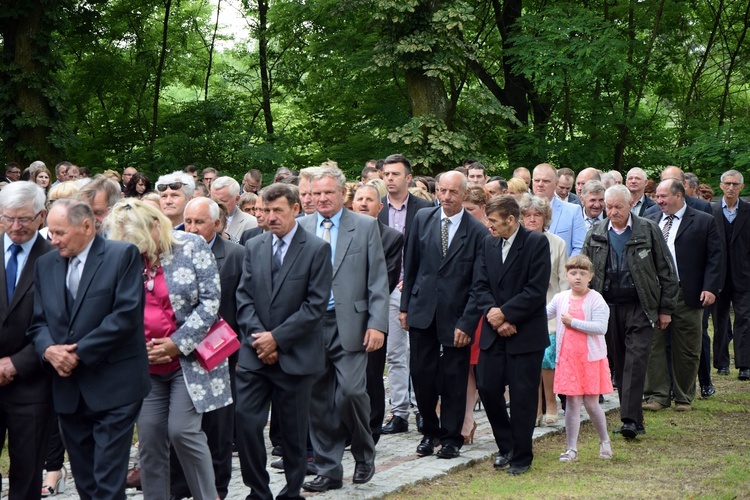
[10, 395, 621, 499]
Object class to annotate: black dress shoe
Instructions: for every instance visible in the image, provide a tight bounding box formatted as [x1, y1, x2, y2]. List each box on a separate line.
[507, 464, 530, 475]
[382, 415, 408, 434]
[302, 475, 343, 492]
[416, 436, 438, 456]
[416, 413, 424, 433]
[352, 461, 375, 484]
[718, 367, 730, 375]
[270, 457, 317, 475]
[436, 443, 460, 459]
[701, 385, 716, 398]
[620, 422, 638, 439]
[270, 457, 284, 470]
[739, 368, 750, 380]
[271, 445, 283, 457]
[493, 451, 512, 469]
[613, 423, 645, 435]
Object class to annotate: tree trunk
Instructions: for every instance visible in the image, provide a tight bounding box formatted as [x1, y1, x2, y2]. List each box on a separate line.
[205, 0, 222, 101]
[717, 0, 750, 127]
[404, 69, 450, 123]
[151, 0, 172, 146]
[258, 0, 274, 139]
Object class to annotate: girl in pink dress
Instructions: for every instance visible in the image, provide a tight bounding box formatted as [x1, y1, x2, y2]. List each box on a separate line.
[547, 255, 613, 462]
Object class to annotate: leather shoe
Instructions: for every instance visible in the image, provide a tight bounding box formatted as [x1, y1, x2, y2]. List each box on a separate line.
[620, 422, 638, 439]
[302, 475, 343, 493]
[642, 401, 669, 411]
[416, 436, 438, 457]
[270, 457, 317, 475]
[493, 451, 512, 469]
[270, 457, 284, 470]
[717, 367, 730, 375]
[416, 413, 424, 433]
[352, 461, 375, 484]
[507, 464, 530, 475]
[613, 423, 645, 435]
[701, 384, 716, 398]
[382, 415, 408, 434]
[739, 368, 750, 381]
[436, 443, 460, 459]
[271, 445, 283, 457]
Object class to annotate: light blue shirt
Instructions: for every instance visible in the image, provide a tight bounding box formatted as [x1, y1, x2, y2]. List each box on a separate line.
[722, 198, 738, 223]
[273, 221, 298, 265]
[316, 208, 343, 310]
[4, 233, 38, 287]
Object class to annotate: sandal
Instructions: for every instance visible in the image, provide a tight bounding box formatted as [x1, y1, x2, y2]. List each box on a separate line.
[559, 449, 578, 462]
[41, 466, 66, 497]
[544, 413, 558, 425]
[599, 440, 613, 459]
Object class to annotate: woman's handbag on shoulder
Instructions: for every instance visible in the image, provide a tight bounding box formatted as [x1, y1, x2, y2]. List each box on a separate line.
[194, 317, 240, 371]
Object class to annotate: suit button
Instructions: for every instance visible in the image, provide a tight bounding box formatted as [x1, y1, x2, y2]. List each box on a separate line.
[68, 330, 74, 337]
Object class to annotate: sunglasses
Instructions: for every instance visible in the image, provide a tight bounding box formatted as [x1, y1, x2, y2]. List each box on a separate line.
[156, 182, 185, 192]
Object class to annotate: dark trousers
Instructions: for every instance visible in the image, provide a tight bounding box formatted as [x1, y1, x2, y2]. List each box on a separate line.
[45, 413, 66, 471]
[608, 302, 653, 425]
[698, 307, 713, 387]
[476, 339, 543, 468]
[59, 399, 142, 500]
[235, 366, 312, 500]
[713, 282, 750, 369]
[409, 320, 470, 448]
[0, 399, 53, 500]
[366, 345, 387, 444]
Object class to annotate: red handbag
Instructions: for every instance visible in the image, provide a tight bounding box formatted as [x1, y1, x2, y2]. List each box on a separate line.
[194, 318, 240, 371]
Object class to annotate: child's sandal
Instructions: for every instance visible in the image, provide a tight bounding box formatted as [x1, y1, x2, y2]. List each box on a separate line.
[599, 441, 613, 459]
[559, 449, 578, 462]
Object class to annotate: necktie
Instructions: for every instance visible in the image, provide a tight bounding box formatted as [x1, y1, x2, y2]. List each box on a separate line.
[586, 217, 596, 226]
[441, 218, 450, 257]
[68, 257, 81, 299]
[272, 239, 284, 285]
[662, 214, 675, 242]
[322, 219, 333, 244]
[5, 244, 21, 304]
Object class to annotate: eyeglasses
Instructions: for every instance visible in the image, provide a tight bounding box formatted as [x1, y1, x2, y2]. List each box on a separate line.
[721, 182, 742, 187]
[0, 211, 42, 225]
[157, 182, 185, 192]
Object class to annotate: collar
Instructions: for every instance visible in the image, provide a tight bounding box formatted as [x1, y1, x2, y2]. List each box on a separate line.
[608, 214, 633, 232]
[504, 225, 520, 248]
[273, 221, 299, 248]
[666, 202, 687, 220]
[4, 232, 38, 255]
[440, 207, 464, 225]
[316, 207, 344, 227]
[723, 197, 739, 211]
[386, 194, 408, 211]
[207, 233, 218, 248]
[71, 236, 95, 264]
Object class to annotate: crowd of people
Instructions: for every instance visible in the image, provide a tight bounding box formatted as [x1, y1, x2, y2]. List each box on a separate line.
[0, 155, 746, 498]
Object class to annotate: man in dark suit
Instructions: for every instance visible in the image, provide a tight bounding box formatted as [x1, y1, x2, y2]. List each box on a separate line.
[470, 195, 551, 475]
[27, 199, 151, 500]
[642, 180, 724, 411]
[400, 171, 486, 460]
[352, 184, 405, 443]
[0, 182, 55, 499]
[378, 154, 433, 434]
[299, 165, 389, 492]
[168, 197, 245, 499]
[712, 170, 750, 380]
[235, 183, 332, 500]
[643, 166, 713, 216]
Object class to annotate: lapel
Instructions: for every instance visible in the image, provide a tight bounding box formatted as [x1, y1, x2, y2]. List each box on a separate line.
[430, 208, 443, 257]
[549, 198, 562, 234]
[0, 238, 7, 311]
[53, 252, 69, 323]
[378, 197, 388, 226]
[2, 234, 45, 319]
[257, 233, 274, 300]
[674, 205, 693, 242]
[440, 211, 468, 270]
[271, 227, 305, 302]
[405, 194, 418, 234]
[498, 226, 526, 282]
[69, 235, 105, 323]
[332, 210, 354, 278]
[731, 199, 749, 245]
[211, 234, 226, 272]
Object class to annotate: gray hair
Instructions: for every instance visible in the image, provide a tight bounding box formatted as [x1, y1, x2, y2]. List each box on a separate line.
[518, 193, 552, 230]
[156, 171, 195, 197]
[77, 174, 121, 209]
[299, 166, 321, 183]
[211, 176, 240, 197]
[312, 165, 347, 189]
[581, 180, 606, 198]
[0, 181, 46, 213]
[355, 183, 381, 199]
[28, 160, 46, 174]
[684, 172, 699, 189]
[626, 167, 647, 181]
[721, 169, 744, 184]
[600, 172, 615, 188]
[185, 196, 220, 222]
[604, 184, 631, 205]
[51, 198, 95, 226]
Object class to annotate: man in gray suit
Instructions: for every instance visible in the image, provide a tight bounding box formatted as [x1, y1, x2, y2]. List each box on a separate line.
[235, 183, 332, 500]
[299, 165, 389, 492]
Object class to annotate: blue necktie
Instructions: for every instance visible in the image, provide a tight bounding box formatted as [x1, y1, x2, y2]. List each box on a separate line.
[5, 244, 22, 304]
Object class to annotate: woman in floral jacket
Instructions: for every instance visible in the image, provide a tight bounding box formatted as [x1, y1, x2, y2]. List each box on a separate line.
[107, 199, 230, 500]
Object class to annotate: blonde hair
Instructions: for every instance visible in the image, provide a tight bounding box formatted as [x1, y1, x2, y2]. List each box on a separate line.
[106, 199, 178, 264]
[565, 254, 593, 273]
[48, 180, 81, 201]
[506, 177, 528, 195]
[366, 178, 387, 198]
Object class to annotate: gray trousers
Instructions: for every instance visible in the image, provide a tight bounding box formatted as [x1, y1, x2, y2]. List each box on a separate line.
[309, 313, 375, 481]
[138, 370, 217, 500]
[386, 289, 416, 419]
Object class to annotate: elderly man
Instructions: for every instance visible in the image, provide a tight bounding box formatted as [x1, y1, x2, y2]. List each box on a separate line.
[76, 175, 122, 234]
[582, 185, 678, 438]
[580, 180, 606, 229]
[0, 182, 55, 499]
[171, 196, 245, 499]
[642, 179, 723, 411]
[712, 170, 750, 380]
[156, 171, 195, 229]
[65, 165, 81, 181]
[3, 163, 21, 183]
[27, 199, 151, 499]
[299, 165, 389, 492]
[626, 167, 656, 216]
[211, 177, 258, 240]
[575, 167, 601, 199]
[400, 171, 486, 460]
[532, 163, 587, 256]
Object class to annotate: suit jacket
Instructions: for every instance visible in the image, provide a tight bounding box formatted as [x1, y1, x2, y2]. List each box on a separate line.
[400, 207, 487, 345]
[299, 209, 390, 351]
[236, 225, 332, 375]
[472, 226, 551, 354]
[27, 235, 151, 414]
[240, 226, 264, 246]
[712, 199, 750, 292]
[646, 205, 724, 308]
[635, 194, 656, 216]
[549, 197, 587, 256]
[227, 209, 258, 240]
[0, 233, 55, 404]
[211, 235, 245, 333]
[378, 193, 433, 252]
[563, 193, 580, 205]
[378, 222, 404, 293]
